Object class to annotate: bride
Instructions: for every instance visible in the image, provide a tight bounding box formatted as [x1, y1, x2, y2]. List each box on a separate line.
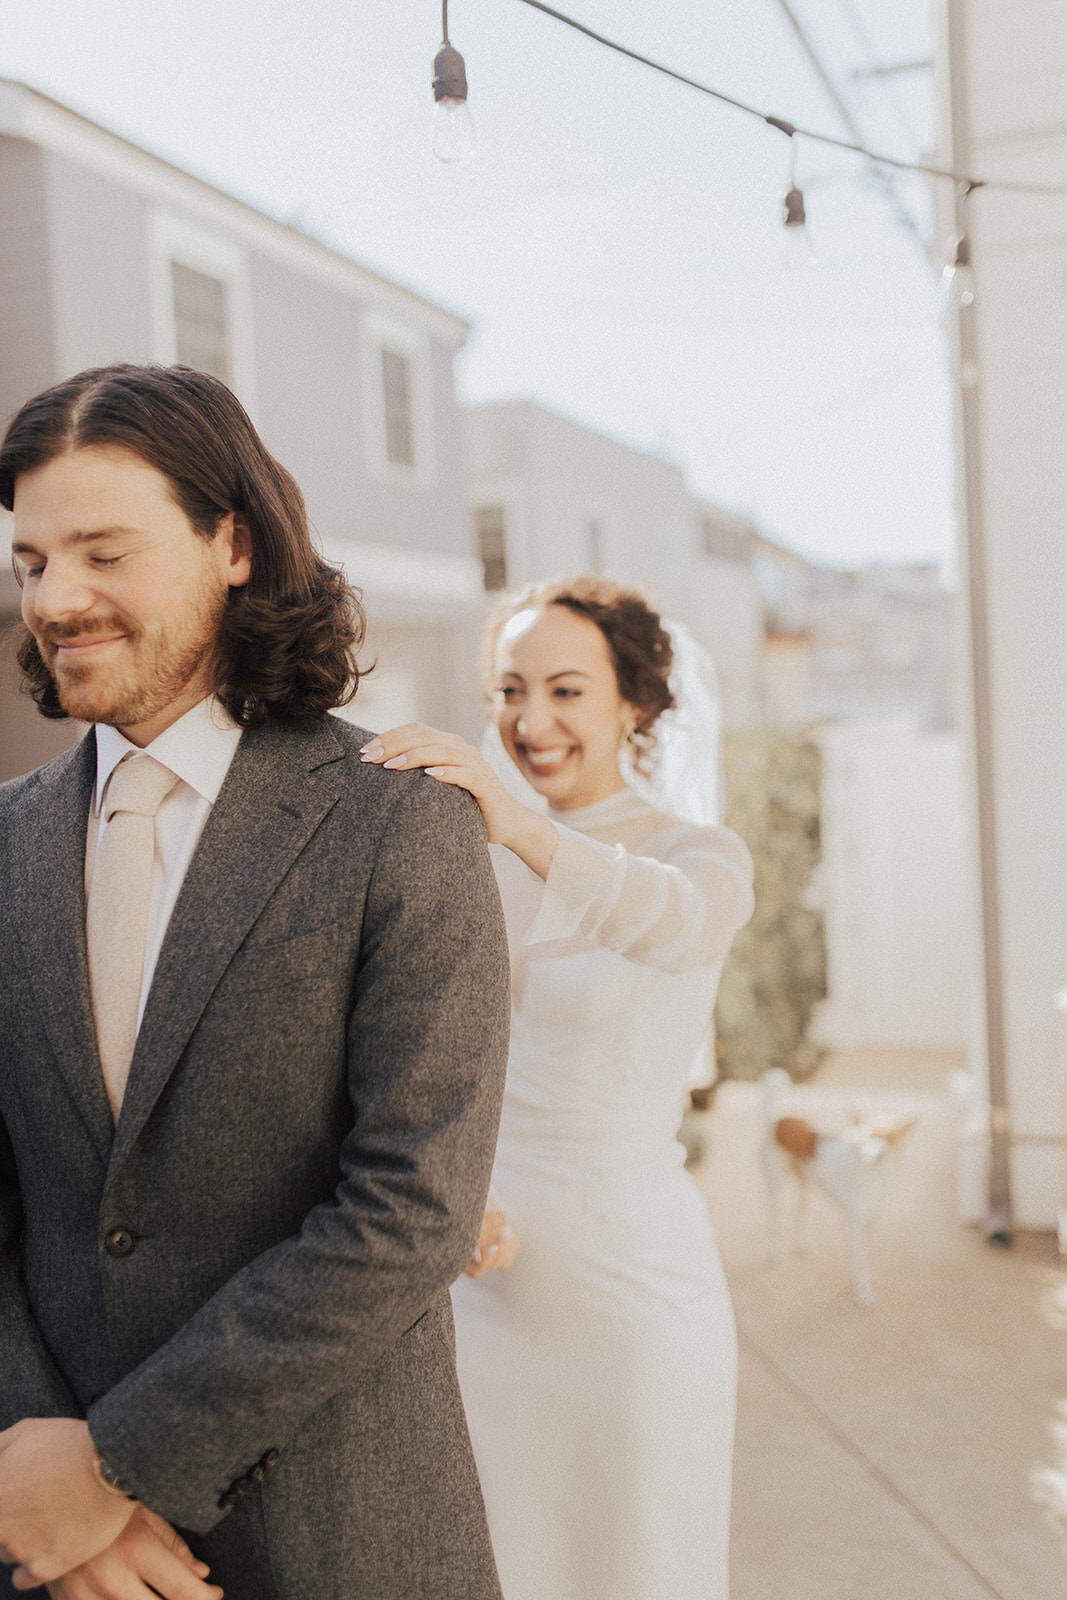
[359, 576, 753, 1600]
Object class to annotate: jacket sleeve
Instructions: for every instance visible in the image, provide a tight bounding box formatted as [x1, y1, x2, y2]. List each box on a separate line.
[525, 820, 754, 973]
[0, 1114, 82, 1430]
[87, 776, 510, 1531]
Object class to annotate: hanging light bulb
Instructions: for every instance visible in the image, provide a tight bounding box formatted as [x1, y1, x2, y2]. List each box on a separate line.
[940, 233, 975, 314]
[432, 40, 475, 163]
[775, 128, 815, 268]
[940, 181, 980, 319]
[782, 184, 816, 268]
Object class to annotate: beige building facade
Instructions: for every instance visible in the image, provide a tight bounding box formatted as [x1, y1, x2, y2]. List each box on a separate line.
[0, 79, 486, 781]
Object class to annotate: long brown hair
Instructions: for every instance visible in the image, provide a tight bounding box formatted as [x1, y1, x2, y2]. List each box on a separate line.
[1, 363, 366, 724]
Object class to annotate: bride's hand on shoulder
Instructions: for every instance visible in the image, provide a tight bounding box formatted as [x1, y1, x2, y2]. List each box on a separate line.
[359, 723, 540, 855]
[465, 1209, 520, 1279]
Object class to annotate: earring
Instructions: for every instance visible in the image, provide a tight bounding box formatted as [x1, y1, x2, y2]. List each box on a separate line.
[620, 718, 637, 748]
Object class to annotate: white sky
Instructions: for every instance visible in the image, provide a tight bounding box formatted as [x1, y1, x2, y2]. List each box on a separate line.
[2, 0, 958, 569]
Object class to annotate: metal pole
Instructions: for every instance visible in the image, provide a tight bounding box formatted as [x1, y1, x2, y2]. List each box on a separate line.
[942, 0, 1013, 1244]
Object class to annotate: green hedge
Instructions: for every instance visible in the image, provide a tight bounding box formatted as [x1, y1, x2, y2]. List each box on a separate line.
[715, 729, 826, 1081]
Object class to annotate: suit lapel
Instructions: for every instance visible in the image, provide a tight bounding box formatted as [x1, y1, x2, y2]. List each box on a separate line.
[107, 717, 348, 1179]
[6, 733, 115, 1166]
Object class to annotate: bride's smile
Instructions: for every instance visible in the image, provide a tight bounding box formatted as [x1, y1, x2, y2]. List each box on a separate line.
[491, 604, 636, 812]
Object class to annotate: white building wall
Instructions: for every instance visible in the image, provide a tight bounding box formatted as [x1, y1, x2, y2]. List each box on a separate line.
[465, 402, 693, 604]
[672, 557, 765, 734]
[944, 0, 1067, 1227]
[464, 402, 767, 731]
[761, 637, 815, 731]
[814, 725, 972, 1052]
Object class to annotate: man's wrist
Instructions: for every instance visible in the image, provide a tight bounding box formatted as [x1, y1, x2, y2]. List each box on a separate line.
[91, 1448, 136, 1501]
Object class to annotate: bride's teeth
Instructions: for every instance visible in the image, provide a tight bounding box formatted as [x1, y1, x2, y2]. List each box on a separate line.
[526, 748, 570, 768]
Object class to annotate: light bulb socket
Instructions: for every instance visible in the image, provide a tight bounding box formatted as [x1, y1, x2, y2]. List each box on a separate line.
[783, 187, 806, 229]
[433, 43, 468, 103]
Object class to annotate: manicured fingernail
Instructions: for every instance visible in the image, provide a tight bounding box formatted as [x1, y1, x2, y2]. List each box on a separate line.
[500, 1225, 514, 1239]
[426, 766, 446, 777]
[360, 740, 384, 759]
[383, 755, 406, 769]
[472, 1248, 483, 1263]
[486, 1243, 499, 1259]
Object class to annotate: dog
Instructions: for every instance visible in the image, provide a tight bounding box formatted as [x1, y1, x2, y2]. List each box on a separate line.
[760, 1067, 915, 1306]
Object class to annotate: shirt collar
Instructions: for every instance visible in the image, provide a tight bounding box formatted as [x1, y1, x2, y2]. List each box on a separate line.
[93, 697, 243, 817]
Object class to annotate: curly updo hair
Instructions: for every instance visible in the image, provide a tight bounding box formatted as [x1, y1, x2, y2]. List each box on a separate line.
[483, 575, 675, 775]
[1, 363, 365, 725]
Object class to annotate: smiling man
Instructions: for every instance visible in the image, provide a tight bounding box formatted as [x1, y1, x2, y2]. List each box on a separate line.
[14, 447, 242, 741]
[0, 364, 509, 1600]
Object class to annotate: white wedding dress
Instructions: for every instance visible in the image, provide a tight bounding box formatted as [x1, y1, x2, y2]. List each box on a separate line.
[451, 785, 754, 1600]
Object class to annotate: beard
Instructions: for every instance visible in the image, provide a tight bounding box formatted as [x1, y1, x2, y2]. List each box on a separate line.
[37, 566, 229, 731]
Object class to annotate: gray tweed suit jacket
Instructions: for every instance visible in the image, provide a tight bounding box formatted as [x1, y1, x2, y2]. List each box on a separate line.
[0, 715, 510, 1600]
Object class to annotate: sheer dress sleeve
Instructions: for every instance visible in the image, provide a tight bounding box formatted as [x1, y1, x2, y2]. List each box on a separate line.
[524, 819, 754, 974]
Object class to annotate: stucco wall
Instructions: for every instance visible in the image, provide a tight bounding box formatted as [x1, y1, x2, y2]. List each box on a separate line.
[44, 151, 155, 375]
[0, 137, 55, 422]
[465, 401, 693, 602]
[672, 556, 765, 734]
[815, 725, 972, 1052]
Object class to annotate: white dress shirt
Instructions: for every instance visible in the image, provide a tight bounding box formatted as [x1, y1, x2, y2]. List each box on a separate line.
[86, 696, 244, 1030]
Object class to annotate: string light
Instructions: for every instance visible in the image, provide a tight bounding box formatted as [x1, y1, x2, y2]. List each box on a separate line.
[941, 233, 976, 312]
[432, 0, 475, 164]
[780, 128, 816, 268]
[505, 0, 1067, 201]
[940, 182, 979, 315]
[430, 0, 1067, 291]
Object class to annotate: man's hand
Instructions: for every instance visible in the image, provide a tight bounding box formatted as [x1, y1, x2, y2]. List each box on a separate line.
[464, 1209, 520, 1279]
[0, 1418, 136, 1589]
[45, 1506, 223, 1600]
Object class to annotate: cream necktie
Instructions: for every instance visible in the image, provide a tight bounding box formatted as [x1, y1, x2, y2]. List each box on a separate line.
[87, 754, 180, 1119]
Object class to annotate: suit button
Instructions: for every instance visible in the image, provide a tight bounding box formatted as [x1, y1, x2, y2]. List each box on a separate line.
[263, 1449, 280, 1469]
[218, 1489, 237, 1510]
[104, 1229, 134, 1258]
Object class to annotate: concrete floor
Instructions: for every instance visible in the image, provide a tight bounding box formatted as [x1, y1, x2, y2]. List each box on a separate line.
[692, 1050, 1067, 1600]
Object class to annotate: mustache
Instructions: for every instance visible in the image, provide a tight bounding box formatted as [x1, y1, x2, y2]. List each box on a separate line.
[38, 616, 134, 647]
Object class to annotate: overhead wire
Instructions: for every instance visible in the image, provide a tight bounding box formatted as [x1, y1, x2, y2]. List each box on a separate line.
[767, 0, 928, 253]
[507, 0, 1067, 198]
[834, 0, 928, 154]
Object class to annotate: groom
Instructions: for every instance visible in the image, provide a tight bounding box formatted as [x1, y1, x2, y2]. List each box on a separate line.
[0, 365, 509, 1599]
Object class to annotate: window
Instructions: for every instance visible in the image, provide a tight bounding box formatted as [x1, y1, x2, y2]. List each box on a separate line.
[701, 511, 751, 564]
[476, 505, 508, 592]
[381, 347, 415, 468]
[362, 313, 435, 482]
[150, 214, 256, 412]
[171, 261, 231, 382]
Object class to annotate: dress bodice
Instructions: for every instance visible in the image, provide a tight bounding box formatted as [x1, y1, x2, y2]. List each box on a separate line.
[490, 786, 753, 1172]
